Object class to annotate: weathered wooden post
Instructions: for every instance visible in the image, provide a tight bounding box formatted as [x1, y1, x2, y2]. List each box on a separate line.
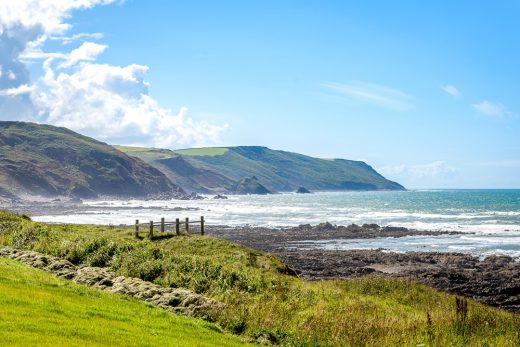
[135, 219, 139, 238]
[185, 217, 190, 234]
[149, 220, 154, 239]
[200, 216, 205, 235]
[175, 218, 180, 236]
[160, 217, 165, 233]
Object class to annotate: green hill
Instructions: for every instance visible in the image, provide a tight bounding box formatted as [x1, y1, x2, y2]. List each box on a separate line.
[115, 146, 236, 194]
[0, 258, 248, 346]
[177, 146, 405, 192]
[0, 122, 183, 199]
[119, 145, 404, 193]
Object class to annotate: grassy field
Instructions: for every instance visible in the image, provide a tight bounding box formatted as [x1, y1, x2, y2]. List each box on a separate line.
[0, 257, 249, 347]
[174, 147, 229, 156]
[114, 145, 177, 160]
[1, 211, 520, 346]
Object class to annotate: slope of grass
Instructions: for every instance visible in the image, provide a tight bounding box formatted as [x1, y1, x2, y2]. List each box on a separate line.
[114, 145, 176, 160]
[119, 145, 404, 193]
[1, 211, 519, 346]
[0, 257, 250, 347]
[180, 146, 404, 192]
[174, 147, 230, 156]
[0, 121, 178, 198]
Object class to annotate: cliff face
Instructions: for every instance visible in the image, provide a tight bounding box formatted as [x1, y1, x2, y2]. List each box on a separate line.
[120, 145, 405, 194]
[175, 146, 405, 192]
[0, 122, 183, 199]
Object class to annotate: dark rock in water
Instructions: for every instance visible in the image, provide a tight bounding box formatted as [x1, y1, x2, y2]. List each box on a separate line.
[345, 224, 363, 233]
[315, 222, 335, 231]
[296, 187, 312, 194]
[297, 224, 312, 230]
[186, 192, 205, 200]
[233, 176, 272, 195]
[213, 194, 228, 199]
[362, 223, 380, 229]
[382, 226, 408, 232]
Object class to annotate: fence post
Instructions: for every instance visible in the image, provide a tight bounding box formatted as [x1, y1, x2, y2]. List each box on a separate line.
[185, 217, 190, 234]
[161, 217, 165, 233]
[200, 216, 205, 235]
[176, 218, 180, 235]
[135, 219, 139, 238]
[149, 221, 154, 239]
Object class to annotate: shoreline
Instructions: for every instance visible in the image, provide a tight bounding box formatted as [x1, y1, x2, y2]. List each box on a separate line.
[2, 200, 519, 311]
[207, 223, 520, 312]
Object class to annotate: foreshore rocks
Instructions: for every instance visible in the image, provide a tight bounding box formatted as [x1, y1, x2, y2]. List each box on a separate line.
[207, 223, 520, 312]
[280, 249, 520, 311]
[0, 247, 220, 317]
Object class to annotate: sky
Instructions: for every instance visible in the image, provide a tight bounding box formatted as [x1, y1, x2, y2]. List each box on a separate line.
[0, 0, 519, 189]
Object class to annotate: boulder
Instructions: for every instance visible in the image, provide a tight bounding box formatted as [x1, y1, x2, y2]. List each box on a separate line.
[295, 187, 312, 194]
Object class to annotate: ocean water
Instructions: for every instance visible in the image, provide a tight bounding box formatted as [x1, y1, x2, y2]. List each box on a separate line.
[33, 189, 520, 258]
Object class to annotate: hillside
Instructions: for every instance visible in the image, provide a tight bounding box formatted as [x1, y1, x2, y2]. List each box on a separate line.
[0, 122, 183, 199]
[1, 211, 519, 346]
[115, 146, 236, 194]
[0, 259, 247, 346]
[120, 145, 405, 193]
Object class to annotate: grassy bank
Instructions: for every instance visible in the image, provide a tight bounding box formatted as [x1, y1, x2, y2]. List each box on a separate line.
[0, 257, 248, 346]
[1, 211, 519, 346]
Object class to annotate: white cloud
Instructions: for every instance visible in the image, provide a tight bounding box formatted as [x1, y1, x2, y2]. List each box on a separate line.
[7, 70, 16, 80]
[472, 100, 517, 119]
[379, 161, 457, 178]
[441, 84, 461, 99]
[0, 84, 34, 96]
[0, 0, 228, 148]
[0, 0, 115, 35]
[323, 81, 414, 112]
[33, 62, 228, 147]
[58, 41, 107, 68]
[51, 32, 104, 44]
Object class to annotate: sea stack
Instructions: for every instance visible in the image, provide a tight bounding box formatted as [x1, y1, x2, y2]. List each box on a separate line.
[296, 187, 312, 194]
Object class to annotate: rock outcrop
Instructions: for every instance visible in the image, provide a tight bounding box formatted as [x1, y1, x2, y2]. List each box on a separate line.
[0, 247, 220, 317]
[295, 187, 311, 194]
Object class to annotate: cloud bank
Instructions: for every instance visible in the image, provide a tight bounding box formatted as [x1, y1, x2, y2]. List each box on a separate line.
[0, 0, 227, 148]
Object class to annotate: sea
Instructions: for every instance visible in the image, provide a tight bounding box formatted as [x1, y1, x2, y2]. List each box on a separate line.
[33, 189, 520, 259]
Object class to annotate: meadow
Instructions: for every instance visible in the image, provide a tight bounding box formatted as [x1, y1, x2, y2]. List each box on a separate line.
[1, 210, 519, 346]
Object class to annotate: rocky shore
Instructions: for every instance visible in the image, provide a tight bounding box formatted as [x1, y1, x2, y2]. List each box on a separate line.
[207, 223, 520, 312]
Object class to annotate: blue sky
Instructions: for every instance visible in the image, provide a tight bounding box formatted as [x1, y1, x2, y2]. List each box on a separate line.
[1, 1, 519, 188]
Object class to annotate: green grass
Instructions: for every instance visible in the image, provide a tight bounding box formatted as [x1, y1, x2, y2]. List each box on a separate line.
[175, 146, 404, 191]
[0, 257, 250, 347]
[114, 145, 176, 160]
[174, 147, 229, 156]
[1, 210, 520, 346]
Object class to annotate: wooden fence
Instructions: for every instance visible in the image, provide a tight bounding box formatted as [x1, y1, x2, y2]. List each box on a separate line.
[134, 216, 205, 239]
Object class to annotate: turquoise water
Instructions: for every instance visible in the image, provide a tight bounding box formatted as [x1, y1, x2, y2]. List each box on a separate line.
[34, 189, 520, 258]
